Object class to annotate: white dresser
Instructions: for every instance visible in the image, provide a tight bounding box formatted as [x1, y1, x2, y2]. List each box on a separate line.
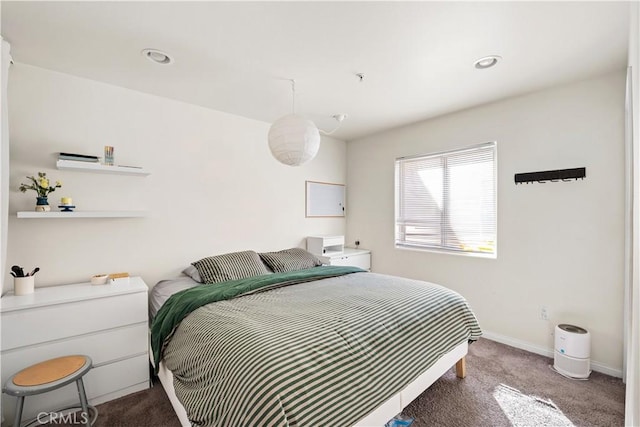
[0, 277, 150, 424]
[317, 248, 372, 271]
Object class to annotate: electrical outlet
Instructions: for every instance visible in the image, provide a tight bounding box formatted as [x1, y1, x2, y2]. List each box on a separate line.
[540, 306, 549, 321]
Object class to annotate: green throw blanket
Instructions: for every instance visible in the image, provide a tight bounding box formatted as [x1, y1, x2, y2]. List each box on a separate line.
[151, 265, 364, 370]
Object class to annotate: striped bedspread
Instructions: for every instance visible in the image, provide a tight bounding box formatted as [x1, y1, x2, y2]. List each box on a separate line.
[156, 268, 482, 427]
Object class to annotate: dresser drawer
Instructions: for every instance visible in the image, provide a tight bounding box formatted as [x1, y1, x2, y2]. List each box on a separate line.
[0, 323, 148, 379]
[328, 253, 371, 270]
[1, 292, 147, 351]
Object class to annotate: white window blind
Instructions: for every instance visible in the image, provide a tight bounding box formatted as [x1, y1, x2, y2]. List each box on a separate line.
[395, 142, 497, 256]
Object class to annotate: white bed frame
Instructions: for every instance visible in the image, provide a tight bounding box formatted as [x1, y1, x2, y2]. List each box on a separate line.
[152, 341, 468, 427]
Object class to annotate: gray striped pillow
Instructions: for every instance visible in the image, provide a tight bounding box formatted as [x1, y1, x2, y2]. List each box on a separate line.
[259, 248, 322, 273]
[192, 250, 271, 284]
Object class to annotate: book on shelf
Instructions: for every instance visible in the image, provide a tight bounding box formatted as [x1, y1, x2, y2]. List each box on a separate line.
[58, 152, 100, 162]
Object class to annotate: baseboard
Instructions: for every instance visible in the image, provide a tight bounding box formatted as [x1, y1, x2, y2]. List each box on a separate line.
[481, 330, 623, 378]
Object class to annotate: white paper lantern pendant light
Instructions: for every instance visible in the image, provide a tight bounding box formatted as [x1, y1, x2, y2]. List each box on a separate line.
[268, 80, 346, 166]
[268, 114, 320, 166]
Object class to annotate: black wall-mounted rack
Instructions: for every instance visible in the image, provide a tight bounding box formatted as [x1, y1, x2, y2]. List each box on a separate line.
[514, 167, 586, 184]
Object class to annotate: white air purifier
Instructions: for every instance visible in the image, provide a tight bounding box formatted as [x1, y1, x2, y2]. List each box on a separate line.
[554, 324, 591, 379]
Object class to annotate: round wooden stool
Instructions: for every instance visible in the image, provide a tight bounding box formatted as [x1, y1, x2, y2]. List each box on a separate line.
[2, 355, 97, 427]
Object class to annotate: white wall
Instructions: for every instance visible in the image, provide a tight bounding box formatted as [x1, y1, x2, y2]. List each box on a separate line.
[1, 39, 10, 303]
[625, 1, 640, 423]
[5, 63, 346, 291]
[347, 71, 626, 374]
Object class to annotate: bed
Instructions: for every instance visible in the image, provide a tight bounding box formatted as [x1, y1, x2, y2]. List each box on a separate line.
[149, 249, 482, 427]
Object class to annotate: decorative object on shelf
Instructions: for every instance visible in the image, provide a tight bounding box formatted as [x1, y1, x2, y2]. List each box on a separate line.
[514, 167, 586, 184]
[108, 272, 130, 284]
[19, 172, 62, 212]
[58, 152, 99, 163]
[13, 276, 34, 296]
[59, 196, 75, 212]
[104, 145, 114, 166]
[268, 80, 346, 166]
[10, 265, 39, 296]
[90, 274, 109, 285]
[36, 197, 50, 212]
[10, 265, 39, 278]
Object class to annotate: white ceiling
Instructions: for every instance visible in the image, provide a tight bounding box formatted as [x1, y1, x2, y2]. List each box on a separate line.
[1, 1, 630, 141]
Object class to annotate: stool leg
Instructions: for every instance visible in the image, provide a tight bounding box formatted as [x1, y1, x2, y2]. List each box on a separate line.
[76, 378, 91, 427]
[13, 396, 24, 427]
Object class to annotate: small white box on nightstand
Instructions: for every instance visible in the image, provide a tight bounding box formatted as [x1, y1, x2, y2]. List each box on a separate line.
[307, 235, 344, 256]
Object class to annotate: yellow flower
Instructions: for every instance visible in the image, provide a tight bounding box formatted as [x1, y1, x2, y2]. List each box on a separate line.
[20, 172, 61, 197]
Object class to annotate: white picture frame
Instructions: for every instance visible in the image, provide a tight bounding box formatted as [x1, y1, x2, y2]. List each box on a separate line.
[305, 181, 345, 217]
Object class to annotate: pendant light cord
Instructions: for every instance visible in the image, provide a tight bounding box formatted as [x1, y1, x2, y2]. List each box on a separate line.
[288, 78, 346, 135]
[319, 114, 347, 135]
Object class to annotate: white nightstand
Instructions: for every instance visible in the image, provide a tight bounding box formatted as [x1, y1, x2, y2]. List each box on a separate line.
[1, 277, 150, 423]
[317, 248, 371, 271]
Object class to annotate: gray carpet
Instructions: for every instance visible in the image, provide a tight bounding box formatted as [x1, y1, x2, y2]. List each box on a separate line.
[90, 338, 625, 426]
[403, 338, 625, 427]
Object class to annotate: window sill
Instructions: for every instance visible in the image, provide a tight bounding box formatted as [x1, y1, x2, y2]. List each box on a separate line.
[395, 245, 497, 259]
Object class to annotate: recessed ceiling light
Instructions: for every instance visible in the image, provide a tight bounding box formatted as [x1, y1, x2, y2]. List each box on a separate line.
[141, 48, 173, 65]
[474, 55, 501, 70]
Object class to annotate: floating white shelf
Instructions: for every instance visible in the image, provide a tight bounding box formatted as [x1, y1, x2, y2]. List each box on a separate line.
[56, 159, 150, 176]
[17, 211, 148, 219]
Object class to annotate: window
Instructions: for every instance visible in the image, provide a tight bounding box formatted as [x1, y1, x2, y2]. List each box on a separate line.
[395, 142, 497, 256]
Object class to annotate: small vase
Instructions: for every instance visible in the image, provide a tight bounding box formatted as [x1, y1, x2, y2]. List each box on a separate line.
[14, 276, 35, 295]
[35, 196, 50, 212]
